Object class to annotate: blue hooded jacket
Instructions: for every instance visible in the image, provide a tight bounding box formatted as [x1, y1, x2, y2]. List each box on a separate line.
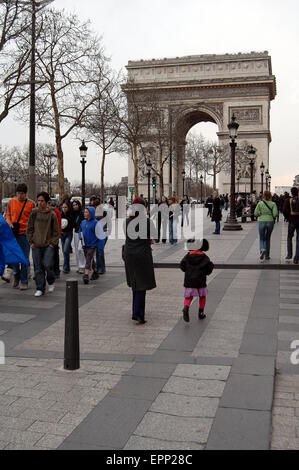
[79, 206, 105, 250]
[0, 215, 29, 275]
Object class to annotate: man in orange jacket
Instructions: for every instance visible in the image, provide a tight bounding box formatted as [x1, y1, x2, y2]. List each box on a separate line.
[5, 183, 35, 289]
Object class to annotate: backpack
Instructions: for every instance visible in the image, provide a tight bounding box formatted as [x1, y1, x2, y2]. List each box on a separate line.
[290, 197, 299, 216]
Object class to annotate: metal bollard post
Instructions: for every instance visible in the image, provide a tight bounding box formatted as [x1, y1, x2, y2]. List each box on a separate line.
[64, 280, 80, 370]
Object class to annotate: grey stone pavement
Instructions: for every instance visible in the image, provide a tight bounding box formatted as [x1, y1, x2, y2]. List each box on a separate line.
[0, 209, 298, 450]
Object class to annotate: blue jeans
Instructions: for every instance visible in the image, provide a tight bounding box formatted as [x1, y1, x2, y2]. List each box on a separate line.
[96, 237, 107, 273]
[214, 221, 220, 234]
[258, 221, 274, 258]
[61, 232, 73, 273]
[32, 246, 55, 292]
[132, 290, 146, 321]
[13, 235, 30, 284]
[287, 222, 299, 261]
[169, 218, 177, 244]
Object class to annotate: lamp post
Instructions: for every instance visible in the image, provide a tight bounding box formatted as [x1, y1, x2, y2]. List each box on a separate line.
[237, 174, 240, 194]
[260, 162, 265, 194]
[265, 169, 269, 191]
[44, 153, 57, 196]
[223, 114, 242, 231]
[268, 175, 271, 192]
[79, 140, 88, 210]
[200, 174, 203, 203]
[248, 145, 256, 195]
[146, 158, 152, 216]
[182, 169, 186, 197]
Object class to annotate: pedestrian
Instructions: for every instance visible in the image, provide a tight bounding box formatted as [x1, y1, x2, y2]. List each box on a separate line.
[79, 206, 104, 284]
[206, 195, 213, 217]
[254, 190, 278, 261]
[60, 200, 74, 274]
[5, 183, 35, 290]
[169, 196, 180, 244]
[27, 192, 59, 297]
[180, 195, 190, 227]
[95, 199, 111, 274]
[211, 191, 222, 234]
[0, 214, 29, 278]
[224, 194, 229, 211]
[180, 238, 214, 322]
[124, 197, 156, 324]
[155, 195, 168, 243]
[72, 199, 85, 274]
[283, 186, 299, 264]
[49, 200, 61, 279]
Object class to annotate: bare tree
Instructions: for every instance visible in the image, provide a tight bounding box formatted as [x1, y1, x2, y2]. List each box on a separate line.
[81, 71, 121, 201]
[0, 1, 33, 123]
[20, 8, 111, 198]
[118, 78, 156, 197]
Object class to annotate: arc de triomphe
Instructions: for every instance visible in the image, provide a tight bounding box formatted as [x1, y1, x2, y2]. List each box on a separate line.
[125, 52, 276, 198]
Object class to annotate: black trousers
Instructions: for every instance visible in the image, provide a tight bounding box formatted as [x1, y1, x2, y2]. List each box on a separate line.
[132, 290, 146, 321]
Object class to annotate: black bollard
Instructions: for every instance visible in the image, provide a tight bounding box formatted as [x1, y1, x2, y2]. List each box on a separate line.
[64, 280, 80, 370]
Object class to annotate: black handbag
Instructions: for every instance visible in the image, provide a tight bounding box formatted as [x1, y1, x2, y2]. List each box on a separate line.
[12, 199, 27, 237]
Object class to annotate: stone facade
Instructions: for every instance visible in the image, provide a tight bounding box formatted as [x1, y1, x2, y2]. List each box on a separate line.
[125, 52, 276, 197]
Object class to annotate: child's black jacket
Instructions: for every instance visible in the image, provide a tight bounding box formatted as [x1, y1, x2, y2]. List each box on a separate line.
[180, 252, 214, 288]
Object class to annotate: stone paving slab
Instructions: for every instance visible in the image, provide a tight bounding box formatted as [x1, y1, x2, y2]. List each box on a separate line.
[206, 408, 271, 450]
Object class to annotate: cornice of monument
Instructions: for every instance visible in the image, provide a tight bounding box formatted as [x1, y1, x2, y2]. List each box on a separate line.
[127, 51, 271, 68]
[123, 76, 276, 100]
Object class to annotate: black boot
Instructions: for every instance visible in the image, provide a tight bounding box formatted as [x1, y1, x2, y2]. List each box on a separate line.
[182, 306, 190, 323]
[198, 309, 206, 320]
[83, 274, 89, 284]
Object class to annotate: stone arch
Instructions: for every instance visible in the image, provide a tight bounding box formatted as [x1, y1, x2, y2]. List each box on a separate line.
[125, 52, 276, 198]
[172, 106, 220, 195]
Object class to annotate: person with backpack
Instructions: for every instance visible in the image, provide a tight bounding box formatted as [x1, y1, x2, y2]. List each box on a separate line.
[254, 190, 278, 261]
[283, 186, 299, 264]
[180, 238, 214, 322]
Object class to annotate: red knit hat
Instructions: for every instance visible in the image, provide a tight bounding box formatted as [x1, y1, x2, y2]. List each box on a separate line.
[132, 197, 145, 206]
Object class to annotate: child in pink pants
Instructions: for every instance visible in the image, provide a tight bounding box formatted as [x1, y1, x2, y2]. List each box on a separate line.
[180, 238, 214, 322]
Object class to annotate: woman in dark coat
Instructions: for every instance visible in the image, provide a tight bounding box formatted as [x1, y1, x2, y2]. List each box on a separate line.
[211, 191, 222, 234]
[124, 197, 156, 324]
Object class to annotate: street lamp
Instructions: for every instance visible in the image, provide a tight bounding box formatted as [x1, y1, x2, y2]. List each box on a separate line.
[200, 174, 203, 203]
[44, 153, 57, 196]
[248, 145, 256, 195]
[265, 169, 269, 191]
[79, 140, 88, 210]
[260, 162, 265, 194]
[268, 174, 272, 192]
[182, 169, 186, 197]
[146, 157, 152, 216]
[223, 114, 242, 231]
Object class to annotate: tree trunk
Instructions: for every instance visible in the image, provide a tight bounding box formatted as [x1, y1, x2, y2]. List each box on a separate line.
[51, 84, 64, 199]
[213, 163, 217, 190]
[133, 142, 138, 197]
[101, 148, 105, 202]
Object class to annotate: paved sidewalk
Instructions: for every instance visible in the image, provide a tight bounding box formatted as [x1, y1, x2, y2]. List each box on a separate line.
[0, 214, 298, 449]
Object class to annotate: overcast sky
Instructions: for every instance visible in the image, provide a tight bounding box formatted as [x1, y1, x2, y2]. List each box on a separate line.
[1, 0, 299, 190]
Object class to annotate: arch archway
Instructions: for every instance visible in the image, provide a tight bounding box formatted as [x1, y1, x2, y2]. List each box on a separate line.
[125, 52, 276, 198]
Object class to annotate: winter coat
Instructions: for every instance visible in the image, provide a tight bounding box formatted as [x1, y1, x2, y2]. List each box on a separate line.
[180, 250, 214, 288]
[124, 216, 156, 292]
[254, 200, 278, 222]
[0, 214, 29, 275]
[211, 198, 222, 222]
[27, 208, 59, 248]
[73, 210, 84, 233]
[79, 207, 105, 250]
[61, 209, 75, 233]
[283, 197, 299, 225]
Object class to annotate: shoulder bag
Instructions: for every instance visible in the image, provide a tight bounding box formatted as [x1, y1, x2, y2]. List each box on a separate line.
[12, 199, 27, 237]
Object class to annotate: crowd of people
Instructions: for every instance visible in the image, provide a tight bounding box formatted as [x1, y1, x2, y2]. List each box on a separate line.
[0, 183, 298, 326]
[1, 184, 111, 297]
